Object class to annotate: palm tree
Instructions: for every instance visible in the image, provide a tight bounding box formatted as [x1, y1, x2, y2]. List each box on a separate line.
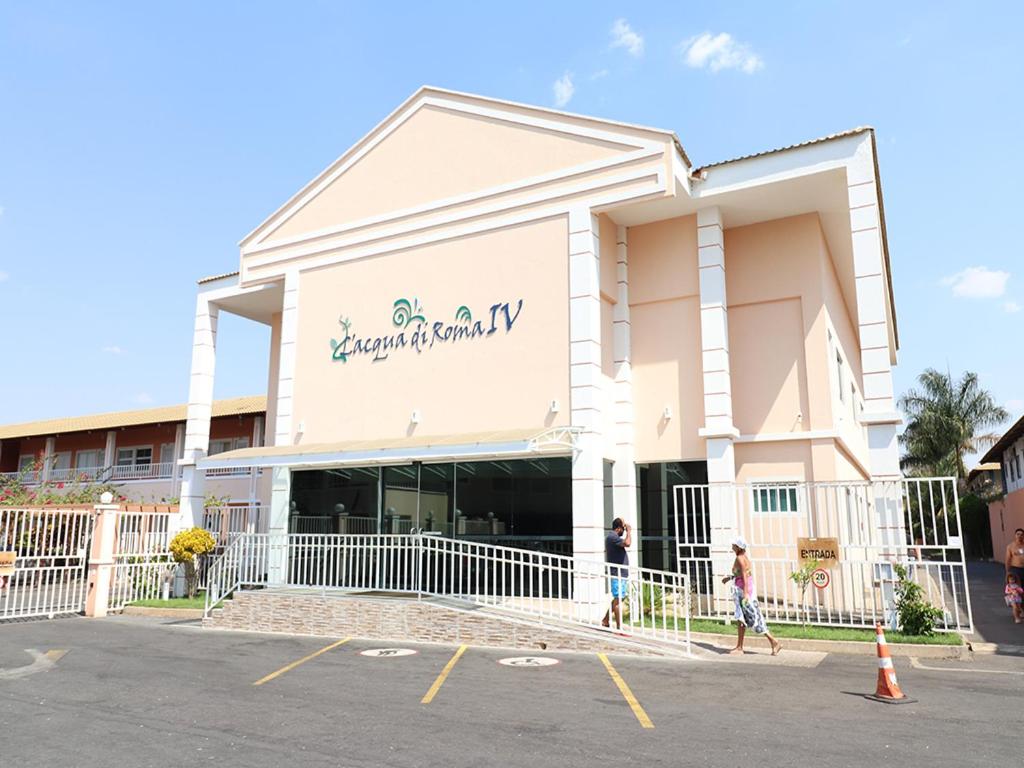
[898, 368, 1009, 482]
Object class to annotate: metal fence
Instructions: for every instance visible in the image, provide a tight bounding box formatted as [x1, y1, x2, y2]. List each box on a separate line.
[108, 511, 175, 611]
[0, 507, 94, 620]
[205, 533, 690, 652]
[674, 477, 973, 632]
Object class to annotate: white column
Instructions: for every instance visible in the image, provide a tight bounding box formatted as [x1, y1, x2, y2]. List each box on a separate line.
[696, 207, 740, 611]
[274, 271, 300, 447]
[267, 466, 291, 586]
[41, 437, 56, 482]
[847, 139, 903, 627]
[611, 225, 639, 568]
[248, 416, 264, 502]
[179, 294, 219, 528]
[170, 423, 185, 497]
[847, 139, 901, 481]
[568, 206, 606, 619]
[103, 430, 117, 470]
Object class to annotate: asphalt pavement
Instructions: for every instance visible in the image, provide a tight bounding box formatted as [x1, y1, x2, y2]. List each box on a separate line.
[0, 615, 1020, 768]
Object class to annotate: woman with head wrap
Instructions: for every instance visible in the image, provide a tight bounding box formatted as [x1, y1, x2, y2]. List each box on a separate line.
[721, 536, 782, 656]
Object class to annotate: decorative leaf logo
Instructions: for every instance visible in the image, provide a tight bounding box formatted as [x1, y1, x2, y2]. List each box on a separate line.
[455, 305, 472, 324]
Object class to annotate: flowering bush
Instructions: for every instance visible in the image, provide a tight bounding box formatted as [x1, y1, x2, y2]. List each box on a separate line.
[0, 455, 125, 506]
[169, 527, 217, 598]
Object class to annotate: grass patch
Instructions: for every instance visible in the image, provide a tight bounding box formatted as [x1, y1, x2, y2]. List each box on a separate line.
[639, 616, 962, 645]
[130, 593, 206, 610]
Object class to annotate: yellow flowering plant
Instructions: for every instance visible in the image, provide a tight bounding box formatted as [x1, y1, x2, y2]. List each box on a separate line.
[169, 527, 217, 598]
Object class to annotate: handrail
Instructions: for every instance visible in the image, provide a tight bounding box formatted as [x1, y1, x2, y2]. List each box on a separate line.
[200, 533, 690, 650]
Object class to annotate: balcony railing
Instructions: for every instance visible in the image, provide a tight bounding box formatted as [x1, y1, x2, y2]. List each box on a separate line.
[1, 463, 262, 486]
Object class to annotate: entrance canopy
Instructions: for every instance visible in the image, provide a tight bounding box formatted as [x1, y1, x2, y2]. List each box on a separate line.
[197, 427, 580, 471]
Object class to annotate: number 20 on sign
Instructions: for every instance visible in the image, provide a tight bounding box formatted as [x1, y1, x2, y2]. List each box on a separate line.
[810, 568, 831, 590]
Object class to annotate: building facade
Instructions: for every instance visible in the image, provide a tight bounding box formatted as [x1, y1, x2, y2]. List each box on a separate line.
[983, 415, 1024, 556]
[0, 397, 267, 504]
[180, 87, 902, 571]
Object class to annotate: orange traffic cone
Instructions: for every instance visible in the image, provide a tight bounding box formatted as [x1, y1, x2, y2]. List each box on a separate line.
[867, 623, 916, 704]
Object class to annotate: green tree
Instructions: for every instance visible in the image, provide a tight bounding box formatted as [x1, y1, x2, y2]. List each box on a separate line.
[898, 368, 1008, 482]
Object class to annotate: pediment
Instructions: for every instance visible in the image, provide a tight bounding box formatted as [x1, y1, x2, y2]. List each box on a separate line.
[243, 88, 670, 251]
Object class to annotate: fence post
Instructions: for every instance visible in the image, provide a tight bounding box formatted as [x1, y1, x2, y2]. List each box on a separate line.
[85, 501, 120, 618]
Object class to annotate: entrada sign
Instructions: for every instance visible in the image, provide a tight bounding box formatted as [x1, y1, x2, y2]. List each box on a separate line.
[330, 297, 524, 364]
[796, 537, 840, 569]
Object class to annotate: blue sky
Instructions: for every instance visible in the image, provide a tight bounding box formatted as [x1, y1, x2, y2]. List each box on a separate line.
[1, 1, 1021, 447]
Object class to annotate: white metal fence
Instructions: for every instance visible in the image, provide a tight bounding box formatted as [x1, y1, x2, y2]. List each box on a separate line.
[203, 505, 269, 546]
[0, 507, 94, 620]
[108, 511, 175, 611]
[205, 533, 690, 651]
[674, 477, 973, 632]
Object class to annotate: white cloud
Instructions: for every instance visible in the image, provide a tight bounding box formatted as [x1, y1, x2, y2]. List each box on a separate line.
[102, 345, 124, 355]
[1004, 301, 1021, 314]
[133, 392, 154, 405]
[610, 19, 644, 57]
[679, 32, 764, 74]
[590, 68, 610, 81]
[552, 72, 574, 107]
[0, 270, 8, 283]
[941, 266, 1010, 299]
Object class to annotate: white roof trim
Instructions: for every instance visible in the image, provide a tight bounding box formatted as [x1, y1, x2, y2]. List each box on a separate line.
[198, 428, 580, 471]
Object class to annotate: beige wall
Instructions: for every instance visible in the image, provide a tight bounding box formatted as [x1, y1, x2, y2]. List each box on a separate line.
[271, 105, 632, 243]
[628, 215, 705, 463]
[290, 217, 571, 444]
[726, 213, 870, 482]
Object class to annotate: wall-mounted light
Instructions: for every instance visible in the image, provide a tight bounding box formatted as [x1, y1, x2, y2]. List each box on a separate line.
[662, 406, 673, 421]
[410, 410, 421, 424]
[550, 399, 560, 414]
[297, 420, 306, 433]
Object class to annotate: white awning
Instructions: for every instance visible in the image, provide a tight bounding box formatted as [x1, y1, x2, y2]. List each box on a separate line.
[197, 427, 581, 470]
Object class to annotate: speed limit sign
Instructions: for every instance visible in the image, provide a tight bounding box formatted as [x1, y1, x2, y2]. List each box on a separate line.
[811, 568, 831, 590]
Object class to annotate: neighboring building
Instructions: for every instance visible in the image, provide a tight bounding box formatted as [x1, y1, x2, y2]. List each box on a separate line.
[982, 414, 1024, 556]
[74, 89, 907, 571]
[0, 396, 267, 504]
[967, 462, 1003, 499]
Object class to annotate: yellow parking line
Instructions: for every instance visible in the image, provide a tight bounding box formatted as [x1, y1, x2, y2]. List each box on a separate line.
[421, 644, 468, 704]
[253, 637, 351, 686]
[597, 653, 654, 729]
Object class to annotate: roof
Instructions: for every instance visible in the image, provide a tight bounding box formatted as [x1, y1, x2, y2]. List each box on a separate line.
[692, 126, 873, 172]
[967, 462, 1002, 484]
[197, 271, 240, 285]
[982, 413, 1024, 464]
[0, 396, 266, 441]
[694, 125, 898, 352]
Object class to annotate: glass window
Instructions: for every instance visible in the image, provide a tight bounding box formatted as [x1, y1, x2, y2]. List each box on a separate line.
[836, 352, 845, 402]
[75, 450, 103, 469]
[18, 454, 36, 472]
[290, 466, 380, 534]
[752, 485, 799, 513]
[159, 443, 176, 466]
[418, 463, 455, 536]
[116, 447, 152, 467]
[454, 458, 572, 554]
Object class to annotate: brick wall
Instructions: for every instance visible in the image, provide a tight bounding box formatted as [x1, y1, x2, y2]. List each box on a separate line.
[205, 591, 670, 656]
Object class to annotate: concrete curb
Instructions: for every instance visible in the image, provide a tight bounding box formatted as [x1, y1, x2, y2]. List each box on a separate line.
[690, 631, 968, 659]
[120, 606, 205, 620]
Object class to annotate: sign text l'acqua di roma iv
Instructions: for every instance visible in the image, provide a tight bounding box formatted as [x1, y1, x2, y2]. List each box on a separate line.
[329, 298, 524, 364]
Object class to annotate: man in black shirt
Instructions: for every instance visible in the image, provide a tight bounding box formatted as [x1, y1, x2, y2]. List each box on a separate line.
[601, 517, 631, 630]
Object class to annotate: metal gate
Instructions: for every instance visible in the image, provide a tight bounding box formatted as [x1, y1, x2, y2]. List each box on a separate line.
[0, 507, 94, 620]
[673, 478, 973, 632]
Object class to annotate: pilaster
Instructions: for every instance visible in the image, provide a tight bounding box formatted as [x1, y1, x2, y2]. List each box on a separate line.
[179, 294, 218, 527]
[611, 225, 639, 567]
[274, 271, 300, 447]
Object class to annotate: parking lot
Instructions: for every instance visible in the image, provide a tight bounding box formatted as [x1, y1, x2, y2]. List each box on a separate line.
[0, 615, 1019, 767]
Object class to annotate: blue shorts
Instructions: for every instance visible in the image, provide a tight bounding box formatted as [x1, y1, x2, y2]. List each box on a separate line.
[611, 577, 628, 599]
